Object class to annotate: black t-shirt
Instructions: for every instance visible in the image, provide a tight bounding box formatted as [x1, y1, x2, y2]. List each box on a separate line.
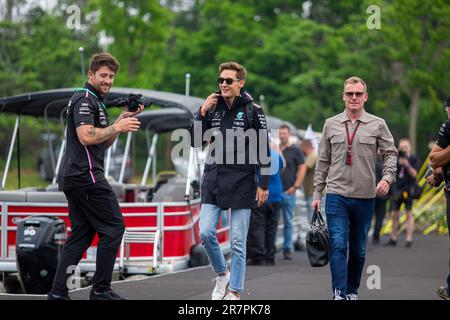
[59, 83, 110, 191]
[281, 145, 304, 191]
[393, 153, 420, 191]
[436, 118, 450, 181]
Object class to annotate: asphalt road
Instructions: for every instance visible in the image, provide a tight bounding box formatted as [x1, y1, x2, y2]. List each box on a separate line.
[1, 234, 448, 300]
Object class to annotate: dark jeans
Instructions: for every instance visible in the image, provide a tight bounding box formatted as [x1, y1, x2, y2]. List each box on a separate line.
[325, 193, 375, 296]
[51, 181, 125, 296]
[445, 192, 450, 291]
[247, 202, 280, 262]
[372, 197, 387, 241]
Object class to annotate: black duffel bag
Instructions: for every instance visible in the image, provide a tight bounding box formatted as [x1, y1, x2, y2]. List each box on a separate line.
[306, 209, 330, 267]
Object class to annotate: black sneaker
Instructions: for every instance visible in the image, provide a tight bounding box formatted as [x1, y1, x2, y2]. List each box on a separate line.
[246, 259, 265, 266]
[47, 292, 71, 300]
[265, 259, 277, 266]
[384, 239, 397, 247]
[405, 241, 412, 248]
[89, 288, 126, 300]
[283, 251, 293, 260]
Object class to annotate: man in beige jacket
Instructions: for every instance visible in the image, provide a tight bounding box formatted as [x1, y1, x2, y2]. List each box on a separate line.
[312, 76, 397, 300]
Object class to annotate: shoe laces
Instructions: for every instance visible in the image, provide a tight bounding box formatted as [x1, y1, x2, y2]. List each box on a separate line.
[333, 289, 345, 300]
[346, 293, 358, 300]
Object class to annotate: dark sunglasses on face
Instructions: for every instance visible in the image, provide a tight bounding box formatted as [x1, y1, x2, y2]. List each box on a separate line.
[344, 91, 365, 98]
[217, 77, 240, 85]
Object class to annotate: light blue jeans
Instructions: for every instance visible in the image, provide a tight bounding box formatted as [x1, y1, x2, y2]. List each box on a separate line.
[199, 204, 251, 293]
[280, 193, 296, 252]
[304, 195, 314, 224]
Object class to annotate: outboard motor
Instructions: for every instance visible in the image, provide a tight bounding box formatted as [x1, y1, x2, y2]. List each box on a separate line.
[16, 216, 67, 294]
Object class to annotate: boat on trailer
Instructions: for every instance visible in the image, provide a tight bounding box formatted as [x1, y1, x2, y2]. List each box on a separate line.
[0, 88, 307, 293]
[0, 88, 229, 287]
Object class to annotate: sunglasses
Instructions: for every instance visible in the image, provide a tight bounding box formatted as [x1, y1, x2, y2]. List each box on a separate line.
[344, 91, 365, 98]
[217, 77, 240, 85]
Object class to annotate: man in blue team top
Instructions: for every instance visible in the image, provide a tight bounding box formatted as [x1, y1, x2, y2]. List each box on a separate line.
[428, 96, 450, 300]
[48, 53, 143, 300]
[191, 61, 270, 300]
[247, 144, 285, 266]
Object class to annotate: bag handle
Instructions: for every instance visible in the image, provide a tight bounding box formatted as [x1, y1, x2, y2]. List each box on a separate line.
[311, 208, 325, 225]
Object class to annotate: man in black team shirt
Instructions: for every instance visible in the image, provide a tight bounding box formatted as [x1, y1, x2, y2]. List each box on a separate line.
[47, 53, 143, 300]
[279, 124, 305, 260]
[428, 97, 450, 300]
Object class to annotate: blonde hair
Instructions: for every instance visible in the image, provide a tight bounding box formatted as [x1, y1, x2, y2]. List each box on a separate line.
[344, 76, 367, 92]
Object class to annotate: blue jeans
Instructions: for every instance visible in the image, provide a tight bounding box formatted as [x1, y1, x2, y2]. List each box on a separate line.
[199, 204, 251, 293]
[325, 193, 375, 297]
[280, 193, 296, 252]
[304, 195, 314, 224]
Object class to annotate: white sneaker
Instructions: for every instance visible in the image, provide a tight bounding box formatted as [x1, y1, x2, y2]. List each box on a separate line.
[333, 289, 346, 300]
[346, 293, 358, 300]
[211, 270, 230, 300]
[223, 292, 240, 300]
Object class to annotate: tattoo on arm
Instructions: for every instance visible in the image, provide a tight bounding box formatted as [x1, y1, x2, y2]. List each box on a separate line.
[87, 126, 96, 137]
[85, 125, 117, 145]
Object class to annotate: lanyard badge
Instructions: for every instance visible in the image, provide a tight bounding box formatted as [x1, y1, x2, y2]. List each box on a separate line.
[345, 121, 360, 166]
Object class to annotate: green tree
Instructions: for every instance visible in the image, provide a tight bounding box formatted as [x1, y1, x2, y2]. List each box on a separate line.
[376, 0, 450, 152]
[161, 0, 269, 97]
[86, 0, 173, 89]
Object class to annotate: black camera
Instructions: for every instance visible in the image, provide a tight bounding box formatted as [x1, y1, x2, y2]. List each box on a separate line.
[111, 93, 149, 112]
[398, 150, 406, 158]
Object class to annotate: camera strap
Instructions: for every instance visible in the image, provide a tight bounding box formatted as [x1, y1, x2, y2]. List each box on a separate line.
[345, 121, 360, 166]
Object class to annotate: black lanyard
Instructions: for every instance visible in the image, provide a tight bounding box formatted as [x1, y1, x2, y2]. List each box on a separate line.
[345, 121, 360, 166]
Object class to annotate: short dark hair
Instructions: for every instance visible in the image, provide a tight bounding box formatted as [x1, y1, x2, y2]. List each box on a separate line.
[89, 52, 120, 74]
[446, 97, 450, 108]
[279, 124, 291, 132]
[301, 139, 313, 148]
[219, 61, 247, 80]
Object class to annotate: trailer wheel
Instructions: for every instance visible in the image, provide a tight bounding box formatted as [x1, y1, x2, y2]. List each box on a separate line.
[189, 244, 209, 267]
[1, 273, 22, 294]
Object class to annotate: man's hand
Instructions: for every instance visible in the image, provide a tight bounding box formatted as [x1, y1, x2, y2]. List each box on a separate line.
[200, 93, 220, 117]
[311, 199, 321, 212]
[427, 167, 444, 187]
[376, 179, 390, 197]
[435, 167, 444, 180]
[399, 157, 409, 166]
[286, 186, 297, 195]
[256, 187, 269, 207]
[114, 117, 141, 133]
[122, 104, 144, 118]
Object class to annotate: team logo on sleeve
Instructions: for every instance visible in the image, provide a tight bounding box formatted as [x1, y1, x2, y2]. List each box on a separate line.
[78, 102, 91, 115]
[257, 114, 267, 129]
